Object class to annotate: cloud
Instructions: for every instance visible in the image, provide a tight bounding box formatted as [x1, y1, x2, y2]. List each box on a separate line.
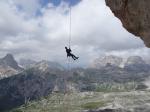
[0, 0, 149, 67]
[9, 0, 41, 16]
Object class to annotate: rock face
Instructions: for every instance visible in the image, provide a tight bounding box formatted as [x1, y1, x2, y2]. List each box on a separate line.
[33, 60, 65, 72]
[0, 69, 58, 111]
[0, 66, 18, 79]
[0, 54, 22, 70]
[105, 0, 150, 47]
[0, 54, 23, 79]
[91, 55, 150, 72]
[19, 59, 37, 69]
[125, 56, 145, 65]
[0, 61, 65, 111]
[124, 56, 150, 72]
[90, 55, 123, 68]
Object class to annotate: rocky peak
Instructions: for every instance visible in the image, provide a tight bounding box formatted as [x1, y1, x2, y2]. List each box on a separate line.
[0, 54, 23, 79]
[33, 60, 64, 72]
[0, 53, 22, 71]
[19, 59, 37, 69]
[125, 56, 146, 65]
[124, 56, 149, 72]
[3, 54, 14, 60]
[90, 55, 123, 68]
[34, 60, 49, 71]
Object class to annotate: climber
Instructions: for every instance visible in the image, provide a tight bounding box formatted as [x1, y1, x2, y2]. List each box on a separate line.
[65, 47, 79, 60]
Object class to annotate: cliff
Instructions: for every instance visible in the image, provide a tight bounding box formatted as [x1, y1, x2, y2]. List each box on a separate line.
[105, 0, 150, 47]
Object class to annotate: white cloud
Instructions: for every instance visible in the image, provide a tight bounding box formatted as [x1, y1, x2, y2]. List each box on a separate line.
[0, 0, 149, 67]
[9, 0, 41, 16]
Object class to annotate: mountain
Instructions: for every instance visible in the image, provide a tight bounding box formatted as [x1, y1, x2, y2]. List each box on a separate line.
[0, 66, 18, 79]
[0, 54, 22, 70]
[0, 69, 59, 111]
[125, 56, 146, 65]
[0, 55, 150, 111]
[124, 56, 150, 72]
[0, 54, 23, 79]
[19, 59, 65, 71]
[90, 55, 123, 68]
[91, 55, 150, 71]
[33, 60, 65, 72]
[69, 64, 150, 92]
[0, 60, 66, 111]
[19, 59, 37, 69]
[0, 64, 149, 111]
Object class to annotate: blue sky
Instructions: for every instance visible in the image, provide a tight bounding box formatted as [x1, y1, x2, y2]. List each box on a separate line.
[41, 0, 81, 6]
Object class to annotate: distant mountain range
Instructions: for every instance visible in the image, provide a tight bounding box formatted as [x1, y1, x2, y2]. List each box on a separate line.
[0, 54, 150, 111]
[91, 55, 150, 74]
[90, 55, 123, 68]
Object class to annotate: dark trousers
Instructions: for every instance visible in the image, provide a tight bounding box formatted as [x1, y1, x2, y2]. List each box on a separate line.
[67, 53, 78, 60]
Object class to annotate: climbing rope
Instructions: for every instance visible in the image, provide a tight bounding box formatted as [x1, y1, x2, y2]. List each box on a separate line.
[62, 4, 73, 112]
[69, 3, 72, 48]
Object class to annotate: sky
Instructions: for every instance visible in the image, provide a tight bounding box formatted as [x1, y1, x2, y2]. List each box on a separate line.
[0, 0, 150, 67]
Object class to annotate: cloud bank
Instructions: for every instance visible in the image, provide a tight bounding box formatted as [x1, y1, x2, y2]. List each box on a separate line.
[0, 0, 149, 67]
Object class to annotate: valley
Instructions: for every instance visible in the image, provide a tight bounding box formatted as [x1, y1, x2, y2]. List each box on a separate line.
[0, 54, 150, 112]
[10, 91, 150, 112]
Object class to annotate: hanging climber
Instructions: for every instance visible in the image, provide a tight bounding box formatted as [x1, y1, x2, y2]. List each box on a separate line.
[65, 47, 79, 60]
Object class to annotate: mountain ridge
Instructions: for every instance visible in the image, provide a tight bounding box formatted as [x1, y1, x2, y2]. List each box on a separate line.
[0, 54, 150, 111]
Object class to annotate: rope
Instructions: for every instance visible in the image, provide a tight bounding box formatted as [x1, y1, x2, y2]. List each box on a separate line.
[69, 3, 72, 48]
[68, 3, 72, 91]
[62, 4, 73, 112]
[63, 3, 72, 95]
